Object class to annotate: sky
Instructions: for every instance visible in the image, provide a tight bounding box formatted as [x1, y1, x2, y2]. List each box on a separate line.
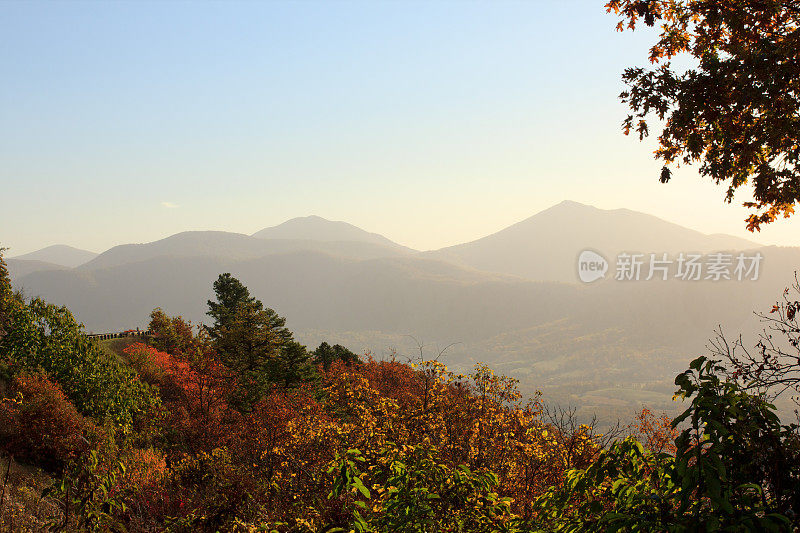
[2, 0, 799, 256]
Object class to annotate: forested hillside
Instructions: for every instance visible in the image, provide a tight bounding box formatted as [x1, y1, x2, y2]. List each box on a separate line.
[1, 250, 799, 531]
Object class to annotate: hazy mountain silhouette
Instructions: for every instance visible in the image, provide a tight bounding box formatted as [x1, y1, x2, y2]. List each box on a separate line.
[253, 215, 414, 252]
[17, 252, 547, 335]
[6, 259, 67, 279]
[427, 200, 758, 282]
[81, 230, 410, 271]
[10, 244, 98, 268]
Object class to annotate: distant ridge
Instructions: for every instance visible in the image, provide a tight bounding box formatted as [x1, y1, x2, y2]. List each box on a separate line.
[253, 215, 414, 252]
[10, 244, 98, 268]
[426, 200, 758, 282]
[80, 229, 411, 272]
[6, 258, 67, 279]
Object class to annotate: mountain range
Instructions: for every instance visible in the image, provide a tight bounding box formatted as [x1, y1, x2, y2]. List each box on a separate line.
[6, 202, 798, 423]
[6, 244, 97, 279]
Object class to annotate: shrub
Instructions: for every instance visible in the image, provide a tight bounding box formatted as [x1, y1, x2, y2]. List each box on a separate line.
[123, 342, 231, 453]
[148, 308, 195, 358]
[532, 357, 798, 532]
[327, 444, 517, 532]
[0, 373, 101, 473]
[157, 448, 257, 532]
[120, 448, 167, 493]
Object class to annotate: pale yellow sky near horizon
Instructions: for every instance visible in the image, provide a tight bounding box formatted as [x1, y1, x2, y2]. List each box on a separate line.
[7, 187, 799, 257]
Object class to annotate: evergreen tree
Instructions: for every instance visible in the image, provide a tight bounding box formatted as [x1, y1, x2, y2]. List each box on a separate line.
[206, 273, 303, 409]
[272, 340, 316, 389]
[0, 248, 11, 343]
[206, 273, 255, 342]
[312, 341, 360, 370]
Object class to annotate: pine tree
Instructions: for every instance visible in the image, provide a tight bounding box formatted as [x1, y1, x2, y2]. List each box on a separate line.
[272, 340, 316, 389]
[206, 273, 255, 342]
[0, 248, 11, 343]
[206, 273, 297, 409]
[312, 341, 359, 370]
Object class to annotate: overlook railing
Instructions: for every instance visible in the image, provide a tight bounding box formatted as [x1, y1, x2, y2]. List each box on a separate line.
[85, 330, 151, 341]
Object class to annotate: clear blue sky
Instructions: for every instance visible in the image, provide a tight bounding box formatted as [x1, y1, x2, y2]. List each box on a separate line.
[2, 0, 798, 255]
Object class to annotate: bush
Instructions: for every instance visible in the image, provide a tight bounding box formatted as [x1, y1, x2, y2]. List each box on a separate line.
[0, 373, 102, 473]
[532, 357, 798, 532]
[157, 448, 257, 532]
[123, 342, 232, 453]
[327, 444, 516, 533]
[148, 308, 195, 358]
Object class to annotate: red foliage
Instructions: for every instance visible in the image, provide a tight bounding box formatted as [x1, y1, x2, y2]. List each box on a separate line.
[0, 373, 102, 473]
[123, 343, 232, 451]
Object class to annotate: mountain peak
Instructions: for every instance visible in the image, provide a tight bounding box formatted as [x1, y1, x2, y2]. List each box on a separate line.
[554, 200, 589, 208]
[10, 244, 98, 268]
[253, 216, 413, 251]
[544, 200, 604, 214]
[428, 201, 758, 282]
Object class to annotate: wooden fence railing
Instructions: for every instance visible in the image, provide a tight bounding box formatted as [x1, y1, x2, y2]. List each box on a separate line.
[85, 330, 151, 341]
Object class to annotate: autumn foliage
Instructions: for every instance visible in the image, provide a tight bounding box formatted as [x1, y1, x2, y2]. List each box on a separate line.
[2, 260, 797, 531]
[108, 341, 603, 529]
[0, 373, 102, 474]
[606, 0, 800, 230]
[630, 406, 678, 456]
